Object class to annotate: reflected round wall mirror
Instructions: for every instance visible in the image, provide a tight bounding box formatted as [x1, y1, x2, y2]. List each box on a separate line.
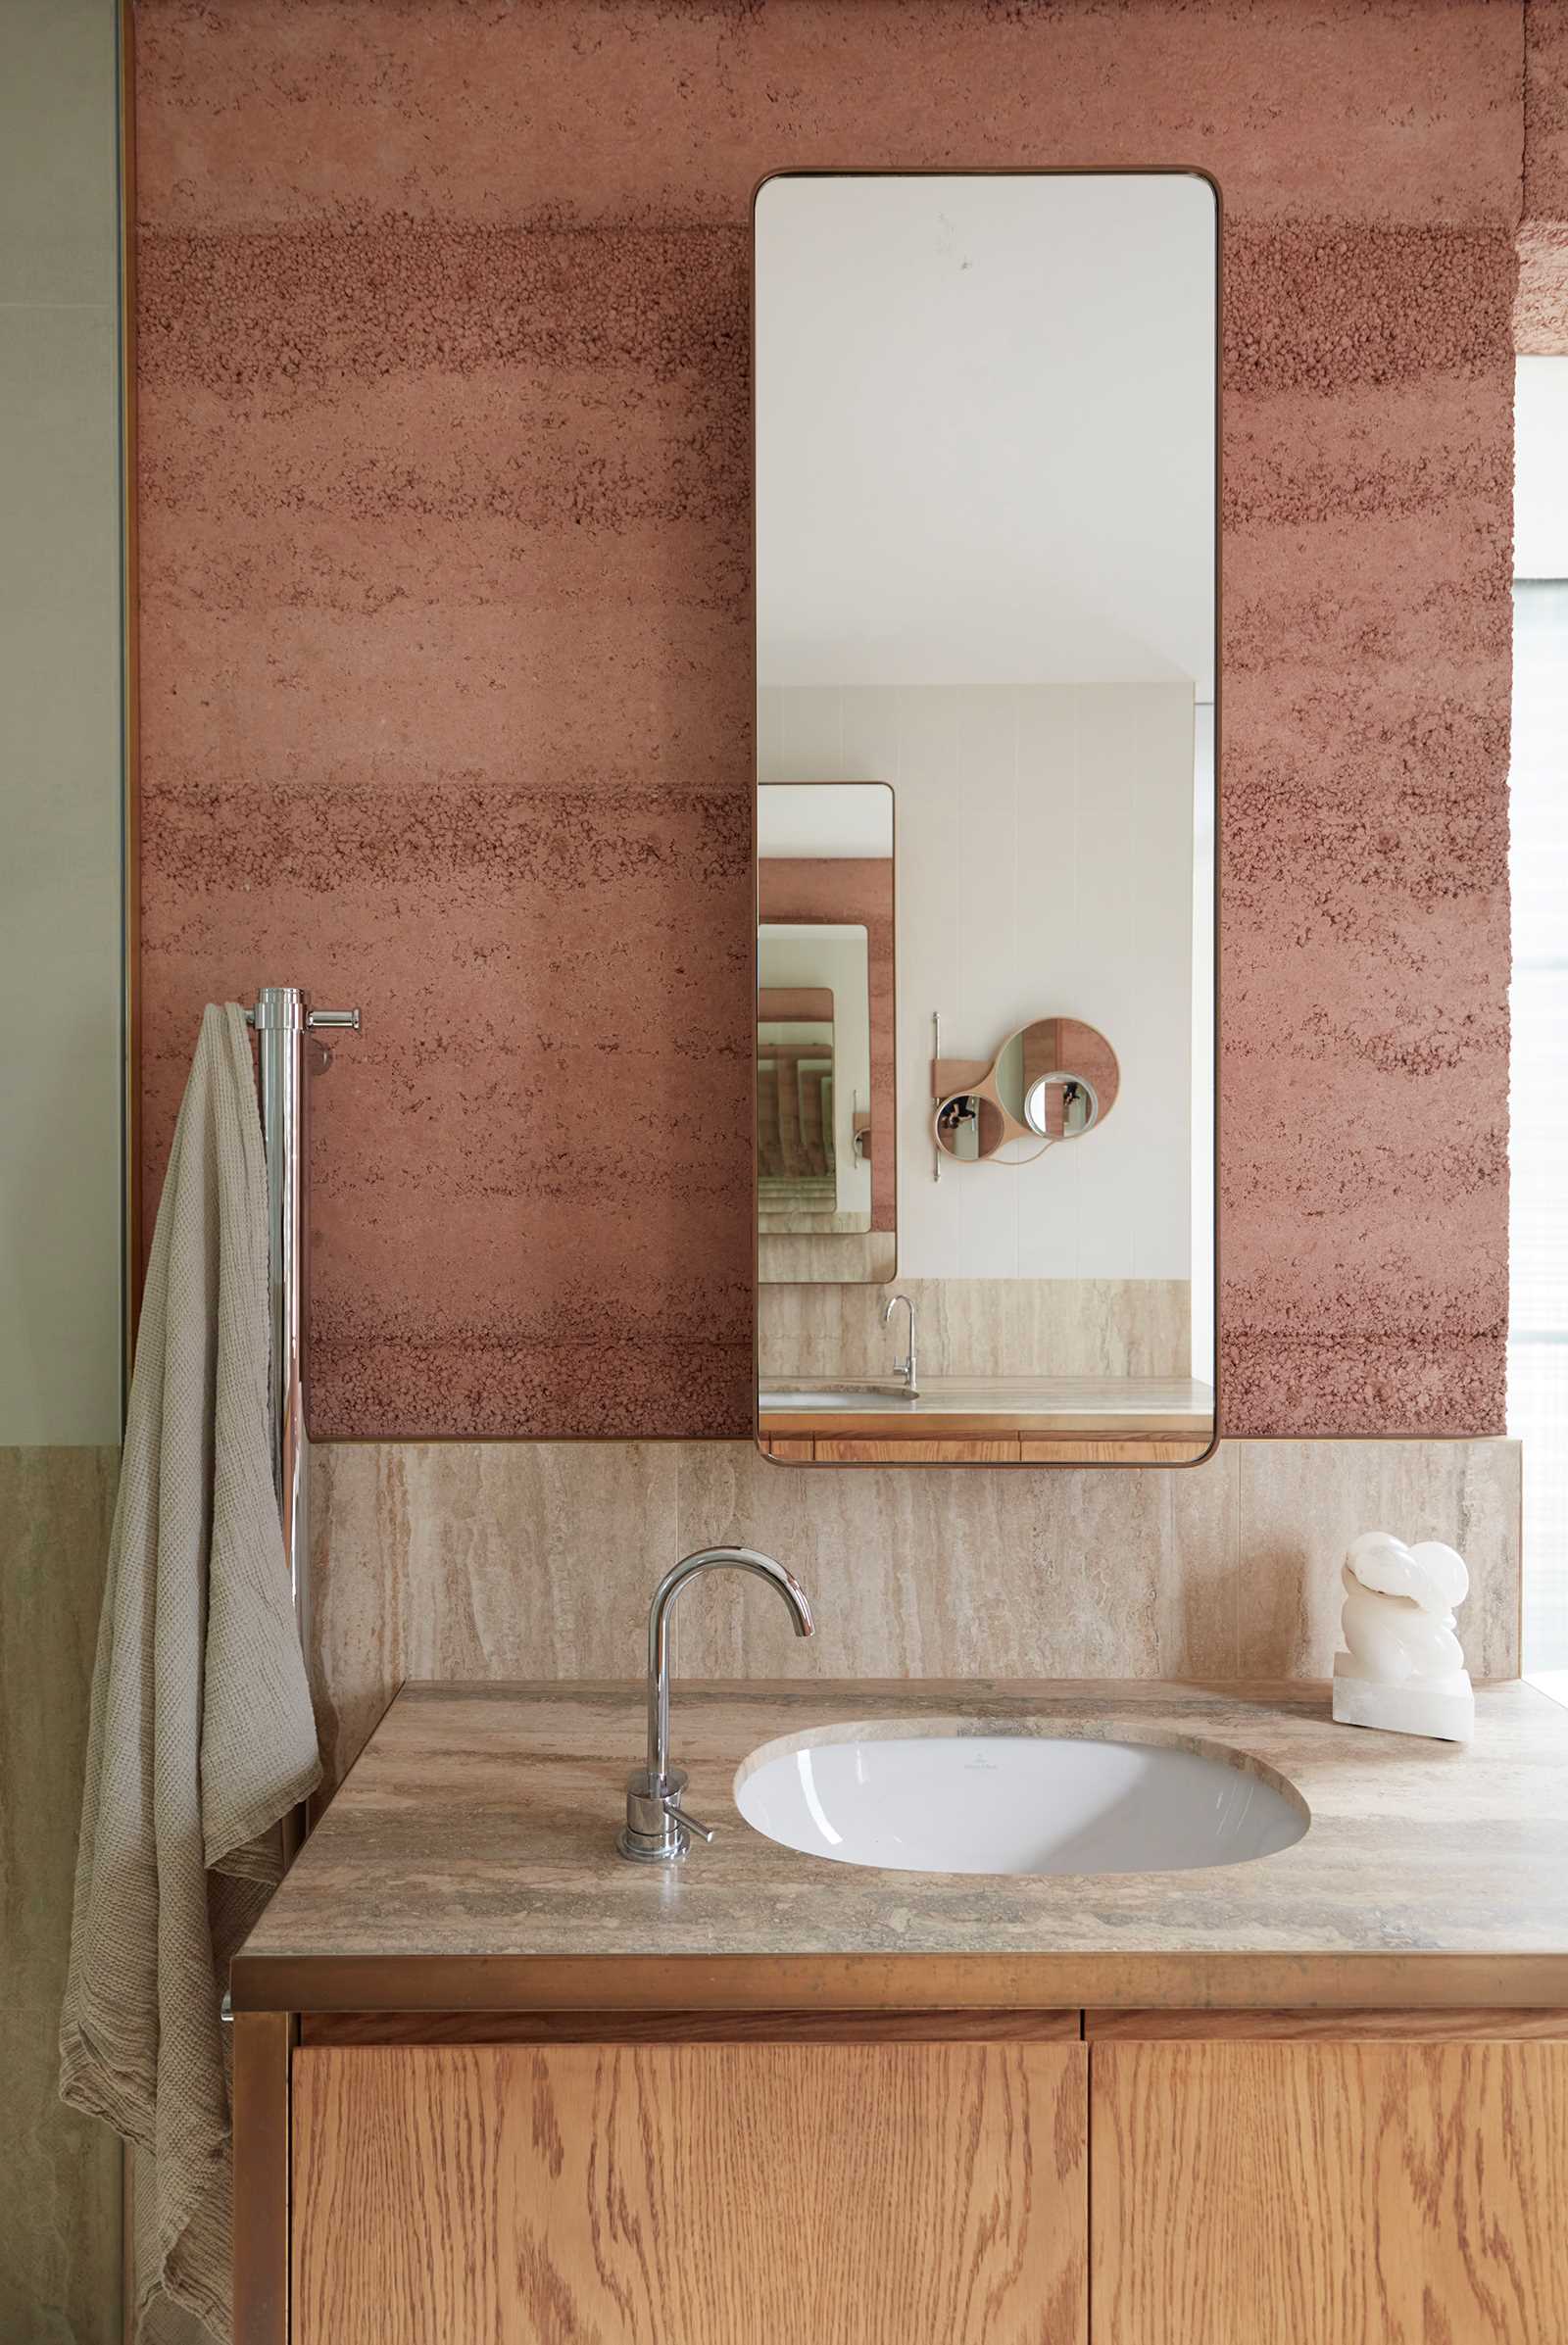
[934, 1017, 1119, 1163]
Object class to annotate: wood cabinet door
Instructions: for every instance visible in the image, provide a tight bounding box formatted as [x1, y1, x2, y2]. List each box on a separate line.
[1091, 2040, 1568, 2345]
[293, 2039, 1086, 2345]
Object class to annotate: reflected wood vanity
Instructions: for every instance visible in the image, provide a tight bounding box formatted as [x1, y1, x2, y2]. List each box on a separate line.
[761, 1435, 1212, 1462]
[759, 1376, 1215, 1464]
[232, 1681, 1568, 2345]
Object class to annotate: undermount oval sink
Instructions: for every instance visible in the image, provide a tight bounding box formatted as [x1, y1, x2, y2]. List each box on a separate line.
[734, 1729, 1307, 1877]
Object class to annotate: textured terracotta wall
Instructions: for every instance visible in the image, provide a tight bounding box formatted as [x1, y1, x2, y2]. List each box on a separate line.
[134, 0, 1523, 1440]
[1521, 0, 1568, 350]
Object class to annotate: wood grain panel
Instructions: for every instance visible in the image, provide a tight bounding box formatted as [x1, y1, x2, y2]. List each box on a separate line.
[812, 1438, 1021, 1463]
[294, 2040, 1086, 2344]
[1091, 2040, 1568, 2344]
[300, 2006, 1081, 2047]
[1088, 2007, 1568, 2042]
[240, 1948, 1568, 2020]
[232, 2012, 293, 2345]
[1019, 1439, 1211, 1463]
[756, 1433, 1207, 1458]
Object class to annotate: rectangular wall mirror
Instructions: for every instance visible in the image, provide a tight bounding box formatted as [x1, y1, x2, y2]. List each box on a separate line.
[753, 169, 1218, 1466]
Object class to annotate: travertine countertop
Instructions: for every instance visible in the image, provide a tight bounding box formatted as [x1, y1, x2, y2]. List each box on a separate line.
[232, 1680, 1568, 2012]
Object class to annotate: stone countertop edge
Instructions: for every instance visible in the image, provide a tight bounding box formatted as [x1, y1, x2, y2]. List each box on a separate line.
[231, 1678, 1568, 2015]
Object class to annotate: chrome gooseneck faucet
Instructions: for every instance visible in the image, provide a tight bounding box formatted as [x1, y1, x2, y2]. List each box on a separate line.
[882, 1292, 919, 1394]
[617, 1547, 814, 1863]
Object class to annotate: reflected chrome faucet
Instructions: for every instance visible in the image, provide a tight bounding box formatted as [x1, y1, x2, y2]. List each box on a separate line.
[617, 1548, 815, 1864]
[882, 1293, 919, 1394]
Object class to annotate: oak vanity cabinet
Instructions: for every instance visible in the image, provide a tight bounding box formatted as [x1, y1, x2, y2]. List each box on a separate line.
[286, 2030, 1089, 2345]
[267, 2014, 1568, 2345]
[1089, 2017, 1568, 2344]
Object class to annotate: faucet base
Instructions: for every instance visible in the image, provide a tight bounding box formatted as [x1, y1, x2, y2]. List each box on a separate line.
[617, 1766, 692, 1863]
[615, 1823, 690, 1864]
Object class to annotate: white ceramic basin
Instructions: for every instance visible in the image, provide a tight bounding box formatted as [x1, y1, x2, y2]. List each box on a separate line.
[734, 1730, 1306, 1877]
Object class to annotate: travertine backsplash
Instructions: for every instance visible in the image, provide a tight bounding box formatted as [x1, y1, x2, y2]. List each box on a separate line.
[309, 1437, 1520, 1794]
[759, 1278, 1191, 1382]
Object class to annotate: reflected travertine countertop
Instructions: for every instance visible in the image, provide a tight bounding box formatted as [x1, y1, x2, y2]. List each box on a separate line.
[232, 1680, 1568, 2013]
[758, 1376, 1214, 1432]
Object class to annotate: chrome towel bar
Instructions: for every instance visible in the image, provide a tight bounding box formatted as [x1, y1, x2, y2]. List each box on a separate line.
[243, 986, 360, 1858]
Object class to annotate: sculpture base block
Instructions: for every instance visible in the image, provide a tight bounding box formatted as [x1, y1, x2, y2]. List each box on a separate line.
[1331, 1671, 1475, 1745]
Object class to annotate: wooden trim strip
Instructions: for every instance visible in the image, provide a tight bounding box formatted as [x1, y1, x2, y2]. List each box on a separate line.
[230, 1949, 1568, 2018]
[1086, 2007, 1568, 2042]
[812, 1437, 1022, 1462]
[1020, 1438, 1212, 1463]
[232, 2011, 294, 2345]
[299, 2007, 1081, 2047]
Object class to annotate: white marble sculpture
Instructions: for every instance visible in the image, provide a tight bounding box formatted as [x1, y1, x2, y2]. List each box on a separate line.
[1331, 1531, 1475, 1743]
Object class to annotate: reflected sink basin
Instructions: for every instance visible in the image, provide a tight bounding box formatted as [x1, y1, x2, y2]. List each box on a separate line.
[760, 1385, 917, 1410]
[734, 1729, 1307, 1877]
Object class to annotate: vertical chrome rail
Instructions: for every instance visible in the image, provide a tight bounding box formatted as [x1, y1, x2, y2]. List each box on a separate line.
[244, 986, 359, 1848]
[932, 1010, 943, 1183]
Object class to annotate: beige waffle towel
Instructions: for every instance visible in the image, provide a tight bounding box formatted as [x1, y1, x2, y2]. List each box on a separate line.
[60, 1003, 321, 2341]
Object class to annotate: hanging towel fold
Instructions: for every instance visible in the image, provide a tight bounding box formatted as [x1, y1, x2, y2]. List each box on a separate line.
[60, 1002, 321, 2343]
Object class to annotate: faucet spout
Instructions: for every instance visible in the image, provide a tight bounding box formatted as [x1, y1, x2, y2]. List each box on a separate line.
[882, 1292, 919, 1395]
[619, 1547, 814, 1864]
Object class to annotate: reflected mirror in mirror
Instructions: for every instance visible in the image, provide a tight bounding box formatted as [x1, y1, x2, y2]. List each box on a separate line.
[934, 1092, 997, 1164]
[758, 784, 895, 1284]
[1027, 1079, 1097, 1141]
[759, 941, 852, 1219]
[753, 170, 1217, 1465]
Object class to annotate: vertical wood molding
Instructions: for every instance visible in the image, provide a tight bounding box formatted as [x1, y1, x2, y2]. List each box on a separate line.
[232, 2012, 293, 2345]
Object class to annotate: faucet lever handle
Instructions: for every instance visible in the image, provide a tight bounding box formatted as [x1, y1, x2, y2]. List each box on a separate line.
[662, 1794, 717, 1844]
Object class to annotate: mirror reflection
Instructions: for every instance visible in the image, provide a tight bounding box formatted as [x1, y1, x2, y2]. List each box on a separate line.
[758, 785, 895, 1284]
[1027, 1078, 1097, 1141]
[934, 1016, 1119, 1162]
[754, 171, 1217, 1463]
[759, 943, 854, 1218]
